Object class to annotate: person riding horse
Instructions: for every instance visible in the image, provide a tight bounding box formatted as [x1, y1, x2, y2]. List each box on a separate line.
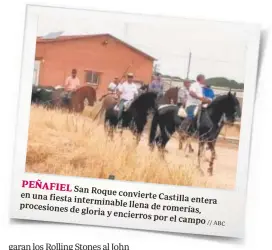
[149, 74, 163, 98]
[202, 82, 215, 107]
[99, 77, 120, 101]
[177, 79, 191, 108]
[108, 77, 120, 94]
[180, 74, 212, 132]
[62, 69, 80, 104]
[117, 73, 139, 122]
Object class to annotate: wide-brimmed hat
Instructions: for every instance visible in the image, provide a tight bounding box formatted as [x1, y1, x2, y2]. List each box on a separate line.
[127, 72, 134, 77]
[183, 78, 194, 83]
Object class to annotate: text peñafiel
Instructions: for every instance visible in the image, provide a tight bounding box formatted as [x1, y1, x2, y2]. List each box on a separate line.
[21, 180, 72, 192]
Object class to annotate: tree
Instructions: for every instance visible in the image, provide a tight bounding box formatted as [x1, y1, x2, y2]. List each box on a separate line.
[205, 77, 244, 89]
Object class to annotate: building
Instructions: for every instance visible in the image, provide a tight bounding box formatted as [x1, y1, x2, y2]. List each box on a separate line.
[34, 33, 156, 97]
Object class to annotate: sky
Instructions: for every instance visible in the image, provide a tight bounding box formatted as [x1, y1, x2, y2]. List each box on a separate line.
[36, 7, 252, 83]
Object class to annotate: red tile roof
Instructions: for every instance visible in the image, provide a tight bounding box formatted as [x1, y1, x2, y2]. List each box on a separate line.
[36, 33, 156, 61]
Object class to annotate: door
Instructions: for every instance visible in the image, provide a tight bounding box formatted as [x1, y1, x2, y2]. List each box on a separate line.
[33, 60, 41, 86]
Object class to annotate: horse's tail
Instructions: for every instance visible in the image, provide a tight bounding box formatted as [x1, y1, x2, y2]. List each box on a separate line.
[92, 103, 104, 121]
[149, 110, 159, 145]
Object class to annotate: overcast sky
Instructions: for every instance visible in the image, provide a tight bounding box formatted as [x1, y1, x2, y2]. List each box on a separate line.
[36, 7, 252, 83]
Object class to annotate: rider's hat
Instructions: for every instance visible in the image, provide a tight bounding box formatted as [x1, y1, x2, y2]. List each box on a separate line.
[127, 72, 134, 77]
[183, 78, 193, 84]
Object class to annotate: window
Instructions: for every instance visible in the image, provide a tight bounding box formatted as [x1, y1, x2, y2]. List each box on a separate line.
[85, 71, 100, 85]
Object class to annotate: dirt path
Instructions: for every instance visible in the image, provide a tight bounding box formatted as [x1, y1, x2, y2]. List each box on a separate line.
[139, 133, 238, 189]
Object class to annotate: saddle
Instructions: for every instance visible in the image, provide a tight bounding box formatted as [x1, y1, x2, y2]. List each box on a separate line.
[158, 104, 176, 110]
[177, 106, 199, 118]
[114, 100, 133, 112]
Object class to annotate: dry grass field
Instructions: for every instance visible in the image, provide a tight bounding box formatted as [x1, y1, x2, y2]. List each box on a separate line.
[26, 104, 239, 189]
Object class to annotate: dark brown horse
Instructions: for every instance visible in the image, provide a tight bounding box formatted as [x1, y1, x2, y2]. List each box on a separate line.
[159, 87, 179, 104]
[93, 94, 118, 125]
[31, 85, 96, 112]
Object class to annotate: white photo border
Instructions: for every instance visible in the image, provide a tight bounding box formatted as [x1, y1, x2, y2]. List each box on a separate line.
[9, 5, 261, 238]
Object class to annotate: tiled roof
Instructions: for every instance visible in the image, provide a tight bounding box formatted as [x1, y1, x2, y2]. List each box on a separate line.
[37, 33, 156, 61]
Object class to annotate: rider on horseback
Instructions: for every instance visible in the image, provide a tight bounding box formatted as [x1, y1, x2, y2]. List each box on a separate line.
[149, 74, 163, 98]
[180, 74, 211, 132]
[108, 77, 119, 94]
[99, 77, 120, 101]
[117, 73, 138, 121]
[178, 79, 191, 108]
[63, 69, 80, 103]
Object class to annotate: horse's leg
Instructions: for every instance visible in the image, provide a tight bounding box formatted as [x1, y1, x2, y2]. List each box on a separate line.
[197, 141, 205, 175]
[99, 107, 105, 124]
[188, 143, 194, 153]
[133, 115, 146, 145]
[213, 140, 217, 160]
[184, 136, 194, 157]
[109, 125, 114, 140]
[207, 141, 216, 176]
[178, 132, 184, 150]
[156, 122, 167, 158]
[119, 125, 124, 137]
[159, 121, 174, 154]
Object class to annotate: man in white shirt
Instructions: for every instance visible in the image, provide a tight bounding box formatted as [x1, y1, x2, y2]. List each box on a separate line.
[180, 74, 211, 132]
[178, 79, 191, 107]
[185, 74, 211, 118]
[108, 77, 119, 93]
[117, 73, 138, 120]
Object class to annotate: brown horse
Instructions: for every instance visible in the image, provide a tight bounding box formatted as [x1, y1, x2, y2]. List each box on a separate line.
[159, 87, 179, 104]
[32, 85, 96, 112]
[93, 94, 118, 126]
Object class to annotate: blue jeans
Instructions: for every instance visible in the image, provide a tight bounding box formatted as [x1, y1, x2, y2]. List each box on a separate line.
[186, 105, 197, 119]
[117, 99, 127, 120]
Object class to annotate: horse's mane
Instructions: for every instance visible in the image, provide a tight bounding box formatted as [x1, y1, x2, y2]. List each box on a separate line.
[208, 94, 227, 107]
[130, 91, 157, 108]
[207, 92, 239, 109]
[136, 91, 157, 101]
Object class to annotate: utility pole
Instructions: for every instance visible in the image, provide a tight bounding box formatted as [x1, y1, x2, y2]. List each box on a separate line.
[153, 63, 160, 74]
[186, 51, 192, 79]
[124, 23, 129, 40]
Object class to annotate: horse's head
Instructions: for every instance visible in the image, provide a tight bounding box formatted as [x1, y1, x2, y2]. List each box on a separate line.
[208, 91, 241, 124]
[220, 91, 241, 123]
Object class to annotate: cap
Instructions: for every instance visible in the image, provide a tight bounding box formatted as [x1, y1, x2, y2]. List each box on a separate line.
[183, 78, 193, 83]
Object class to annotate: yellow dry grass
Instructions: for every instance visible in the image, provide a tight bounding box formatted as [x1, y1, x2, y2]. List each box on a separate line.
[26, 105, 208, 187]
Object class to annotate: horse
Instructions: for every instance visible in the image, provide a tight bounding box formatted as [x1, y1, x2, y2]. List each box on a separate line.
[93, 94, 119, 123]
[31, 85, 96, 112]
[159, 87, 179, 104]
[149, 91, 241, 176]
[104, 91, 158, 143]
[177, 92, 240, 155]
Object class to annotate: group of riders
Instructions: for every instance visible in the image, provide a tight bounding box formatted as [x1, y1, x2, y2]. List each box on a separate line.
[106, 72, 216, 131]
[62, 68, 216, 132]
